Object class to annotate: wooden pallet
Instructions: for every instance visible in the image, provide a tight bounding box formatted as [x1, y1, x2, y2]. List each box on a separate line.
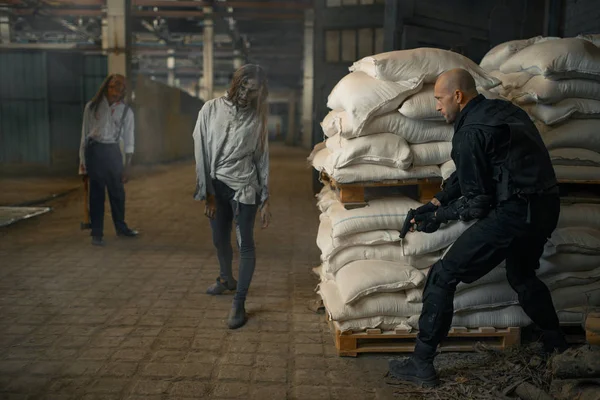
[320, 171, 442, 205]
[558, 179, 600, 203]
[329, 319, 521, 357]
[586, 312, 600, 346]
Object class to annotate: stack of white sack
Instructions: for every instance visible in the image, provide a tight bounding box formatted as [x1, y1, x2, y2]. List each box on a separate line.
[316, 185, 600, 332]
[407, 202, 600, 329]
[309, 48, 502, 184]
[314, 185, 475, 332]
[480, 36, 600, 181]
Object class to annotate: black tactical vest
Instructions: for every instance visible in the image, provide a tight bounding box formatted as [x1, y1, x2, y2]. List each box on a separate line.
[460, 98, 557, 201]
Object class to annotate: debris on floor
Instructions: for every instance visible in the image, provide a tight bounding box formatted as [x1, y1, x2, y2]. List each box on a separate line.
[0, 206, 51, 227]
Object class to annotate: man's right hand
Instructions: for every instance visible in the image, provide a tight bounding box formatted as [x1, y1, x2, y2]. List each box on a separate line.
[204, 194, 217, 220]
[414, 199, 440, 216]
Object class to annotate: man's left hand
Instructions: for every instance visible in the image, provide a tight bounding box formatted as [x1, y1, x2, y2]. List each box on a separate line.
[413, 212, 441, 234]
[260, 202, 271, 229]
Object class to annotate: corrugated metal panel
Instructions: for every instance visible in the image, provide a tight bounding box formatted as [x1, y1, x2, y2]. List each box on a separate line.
[47, 53, 84, 171]
[0, 52, 50, 164]
[83, 55, 107, 103]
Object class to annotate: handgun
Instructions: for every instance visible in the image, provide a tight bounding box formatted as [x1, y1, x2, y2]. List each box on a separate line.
[400, 209, 416, 239]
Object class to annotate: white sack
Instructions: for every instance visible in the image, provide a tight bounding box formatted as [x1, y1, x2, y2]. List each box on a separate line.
[557, 203, 600, 230]
[319, 279, 422, 320]
[578, 33, 600, 47]
[327, 72, 423, 134]
[411, 142, 453, 166]
[338, 110, 454, 142]
[324, 243, 442, 275]
[326, 198, 473, 255]
[544, 227, 600, 257]
[454, 282, 517, 313]
[539, 253, 600, 275]
[550, 148, 600, 167]
[312, 147, 442, 183]
[480, 36, 559, 71]
[511, 75, 600, 105]
[321, 110, 342, 138]
[334, 260, 426, 304]
[553, 165, 600, 181]
[499, 38, 600, 81]
[456, 266, 506, 293]
[350, 48, 500, 89]
[317, 213, 400, 261]
[541, 120, 600, 152]
[399, 85, 444, 120]
[436, 305, 588, 329]
[315, 185, 338, 214]
[325, 133, 413, 169]
[552, 282, 600, 310]
[440, 160, 456, 180]
[543, 267, 600, 292]
[525, 98, 600, 125]
[448, 306, 532, 328]
[488, 70, 534, 96]
[337, 316, 412, 333]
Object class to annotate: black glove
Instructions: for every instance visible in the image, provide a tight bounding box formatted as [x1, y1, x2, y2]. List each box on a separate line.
[413, 212, 441, 233]
[414, 202, 438, 216]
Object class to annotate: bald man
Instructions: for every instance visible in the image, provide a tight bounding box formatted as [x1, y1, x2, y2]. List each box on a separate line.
[389, 69, 566, 387]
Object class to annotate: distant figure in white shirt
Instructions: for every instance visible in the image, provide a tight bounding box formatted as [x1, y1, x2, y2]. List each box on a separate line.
[79, 74, 138, 246]
[193, 64, 271, 329]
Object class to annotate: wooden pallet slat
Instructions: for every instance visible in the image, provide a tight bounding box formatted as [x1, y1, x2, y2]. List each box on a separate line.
[320, 171, 443, 205]
[328, 318, 521, 357]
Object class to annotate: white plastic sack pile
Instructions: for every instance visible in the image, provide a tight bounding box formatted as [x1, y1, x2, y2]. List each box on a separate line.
[350, 48, 500, 89]
[325, 133, 413, 170]
[499, 38, 600, 81]
[327, 72, 423, 135]
[480, 36, 600, 180]
[480, 36, 559, 72]
[310, 144, 442, 184]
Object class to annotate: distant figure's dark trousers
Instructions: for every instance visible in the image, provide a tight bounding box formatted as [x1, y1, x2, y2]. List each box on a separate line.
[418, 195, 561, 349]
[85, 141, 127, 237]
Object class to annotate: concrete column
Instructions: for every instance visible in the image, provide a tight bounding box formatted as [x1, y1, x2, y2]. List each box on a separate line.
[167, 49, 175, 87]
[301, 9, 314, 149]
[286, 91, 297, 146]
[103, 0, 131, 77]
[0, 16, 10, 44]
[201, 6, 214, 100]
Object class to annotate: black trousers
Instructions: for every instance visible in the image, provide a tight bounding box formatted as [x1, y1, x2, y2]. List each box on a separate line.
[85, 141, 128, 237]
[209, 180, 259, 302]
[418, 194, 561, 350]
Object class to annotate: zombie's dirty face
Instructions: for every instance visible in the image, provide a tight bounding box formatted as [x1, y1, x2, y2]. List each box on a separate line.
[107, 76, 126, 104]
[237, 78, 259, 107]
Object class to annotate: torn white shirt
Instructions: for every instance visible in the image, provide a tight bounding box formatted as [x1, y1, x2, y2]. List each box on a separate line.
[193, 96, 269, 206]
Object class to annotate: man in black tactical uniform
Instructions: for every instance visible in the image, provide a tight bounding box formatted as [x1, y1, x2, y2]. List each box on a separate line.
[389, 69, 568, 387]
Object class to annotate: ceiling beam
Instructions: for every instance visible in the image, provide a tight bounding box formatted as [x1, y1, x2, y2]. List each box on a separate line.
[9, 8, 304, 19]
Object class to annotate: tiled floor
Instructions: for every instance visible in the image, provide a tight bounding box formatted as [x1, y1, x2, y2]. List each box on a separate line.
[0, 144, 390, 400]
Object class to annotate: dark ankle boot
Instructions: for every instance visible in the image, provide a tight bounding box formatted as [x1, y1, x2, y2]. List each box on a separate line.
[543, 329, 568, 354]
[206, 277, 237, 295]
[227, 300, 247, 329]
[388, 340, 439, 387]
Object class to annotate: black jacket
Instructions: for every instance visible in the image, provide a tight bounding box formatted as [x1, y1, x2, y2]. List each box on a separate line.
[434, 94, 557, 223]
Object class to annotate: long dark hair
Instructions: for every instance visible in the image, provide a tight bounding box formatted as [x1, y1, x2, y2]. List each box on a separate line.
[227, 64, 269, 151]
[89, 73, 127, 118]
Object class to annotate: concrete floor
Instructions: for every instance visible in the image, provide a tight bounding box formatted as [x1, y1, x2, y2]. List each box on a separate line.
[0, 145, 391, 400]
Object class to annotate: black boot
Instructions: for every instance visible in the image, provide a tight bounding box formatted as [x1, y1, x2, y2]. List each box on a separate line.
[227, 300, 247, 329]
[543, 329, 568, 354]
[388, 340, 439, 388]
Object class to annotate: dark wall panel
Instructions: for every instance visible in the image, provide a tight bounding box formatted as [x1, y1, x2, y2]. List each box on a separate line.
[563, 0, 600, 36]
